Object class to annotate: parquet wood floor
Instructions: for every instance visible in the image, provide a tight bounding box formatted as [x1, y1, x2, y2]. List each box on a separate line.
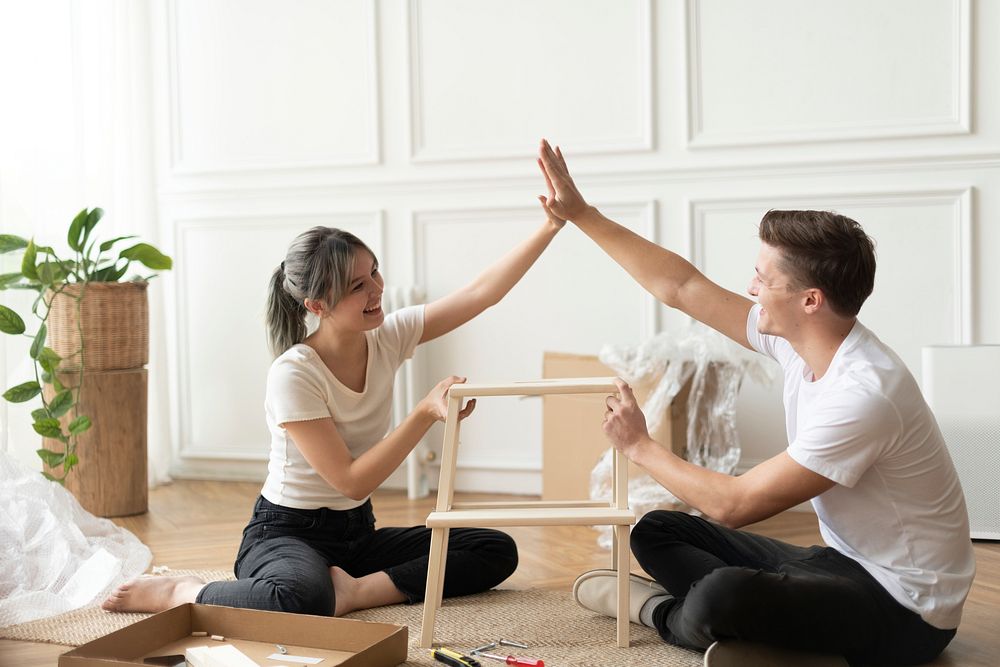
[3, 480, 997, 666]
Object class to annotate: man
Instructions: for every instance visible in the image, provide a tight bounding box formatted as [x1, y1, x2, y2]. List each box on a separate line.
[537, 139, 975, 666]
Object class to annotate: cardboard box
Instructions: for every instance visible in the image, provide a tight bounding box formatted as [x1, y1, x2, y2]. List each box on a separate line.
[59, 604, 407, 667]
[542, 352, 690, 500]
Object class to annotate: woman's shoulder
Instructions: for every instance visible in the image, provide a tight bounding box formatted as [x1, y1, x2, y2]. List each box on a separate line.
[268, 344, 324, 383]
[372, 304, 424, 347]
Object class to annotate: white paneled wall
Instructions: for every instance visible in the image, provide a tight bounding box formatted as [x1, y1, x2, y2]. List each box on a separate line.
[4, 1, 999, 494]
[686, 0, 970, 146]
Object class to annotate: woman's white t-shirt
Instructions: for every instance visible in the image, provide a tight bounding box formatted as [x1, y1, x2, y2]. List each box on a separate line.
[746, 304, 975, 629]
[261, 305, 425, 511]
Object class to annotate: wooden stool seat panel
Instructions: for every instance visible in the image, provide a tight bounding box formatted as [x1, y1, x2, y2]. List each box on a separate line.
[447, 377, 619, 397]
[419, 377, 633, 649]
[450, 499, 612, 510]
[426, 507, 636, 528]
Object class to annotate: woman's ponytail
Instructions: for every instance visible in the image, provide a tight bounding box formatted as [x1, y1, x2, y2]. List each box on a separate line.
[265, 262, 306, 356]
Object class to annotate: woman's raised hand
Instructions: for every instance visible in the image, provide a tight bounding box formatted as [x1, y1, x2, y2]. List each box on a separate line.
[419, 376, 477, 423]
[537, 195, 567, 229]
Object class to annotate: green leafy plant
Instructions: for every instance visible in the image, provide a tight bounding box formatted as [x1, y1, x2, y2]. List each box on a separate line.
[0, 208, 172, 482]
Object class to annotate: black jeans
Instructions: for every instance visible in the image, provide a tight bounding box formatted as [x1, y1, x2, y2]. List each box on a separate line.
[632, 510, 956, 667]
[196, 496, 518, 616]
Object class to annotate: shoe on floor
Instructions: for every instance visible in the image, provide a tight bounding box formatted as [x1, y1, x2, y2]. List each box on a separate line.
[572, 568, 669, 624]
[704, 640, 849, 667]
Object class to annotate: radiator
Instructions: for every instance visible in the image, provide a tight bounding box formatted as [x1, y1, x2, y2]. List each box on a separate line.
[382, 285, 431, 499]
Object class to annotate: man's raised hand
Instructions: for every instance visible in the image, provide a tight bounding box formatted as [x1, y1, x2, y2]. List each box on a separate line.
[537, 138, 590, 221]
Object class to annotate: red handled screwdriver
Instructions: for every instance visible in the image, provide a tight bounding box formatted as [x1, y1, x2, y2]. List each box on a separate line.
[474, 652, 543, 667]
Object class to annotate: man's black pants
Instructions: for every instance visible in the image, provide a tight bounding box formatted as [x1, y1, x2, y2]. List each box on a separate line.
[632, 510, 956, 666]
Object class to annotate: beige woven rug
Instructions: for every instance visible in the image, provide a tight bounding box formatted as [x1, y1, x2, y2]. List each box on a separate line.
[0, 569, 703, 666]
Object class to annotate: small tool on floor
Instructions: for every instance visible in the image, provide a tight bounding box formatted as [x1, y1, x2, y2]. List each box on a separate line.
[498, 639, 529, 650]
[431, 647, 482, 667]
[472, 651, 543, 667]
[470, 643, 498, 654]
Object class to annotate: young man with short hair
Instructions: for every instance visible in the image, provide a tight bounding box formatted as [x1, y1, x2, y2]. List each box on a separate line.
[537, 139, 975, 666]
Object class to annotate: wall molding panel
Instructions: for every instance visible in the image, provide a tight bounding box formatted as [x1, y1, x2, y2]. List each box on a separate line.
[687, 187, 974, 344]
[412, 201, 660, 339]
[166, 0, 381, 176]
[685, 0, 972, 148]
[410, 202, 658, 482]
[407, 0, 654, 162]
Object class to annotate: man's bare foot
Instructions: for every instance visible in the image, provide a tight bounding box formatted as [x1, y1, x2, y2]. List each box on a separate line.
[102, 575, 206, 613]
[330, 566, 405, 615]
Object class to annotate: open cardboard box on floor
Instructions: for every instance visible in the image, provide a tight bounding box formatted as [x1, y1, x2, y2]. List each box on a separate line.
[542, 351, 690, 500]
[59, 604, 407, 667]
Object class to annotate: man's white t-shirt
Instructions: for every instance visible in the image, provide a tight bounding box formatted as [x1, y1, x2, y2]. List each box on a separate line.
[261, 305, 425, 511]
[746, 304, 975, 629]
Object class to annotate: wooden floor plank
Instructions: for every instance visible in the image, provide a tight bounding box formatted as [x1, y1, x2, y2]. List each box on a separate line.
[3, 480, 997, 666]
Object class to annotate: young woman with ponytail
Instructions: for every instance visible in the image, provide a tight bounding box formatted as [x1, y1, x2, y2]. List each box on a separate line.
[102, 199, 565, 617]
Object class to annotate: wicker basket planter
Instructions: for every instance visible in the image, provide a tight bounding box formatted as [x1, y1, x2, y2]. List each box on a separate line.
[47, 282, 149, 371]
[45, 281, 149, 516]
[44, 368, 148, 517]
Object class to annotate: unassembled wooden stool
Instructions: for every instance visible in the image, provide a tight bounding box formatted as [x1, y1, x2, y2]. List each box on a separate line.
[418, 377, 636, 648]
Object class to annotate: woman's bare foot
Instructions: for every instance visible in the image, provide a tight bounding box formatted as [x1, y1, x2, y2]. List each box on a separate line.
[101, 575, 206, 613]
[330, 566, 405, 616]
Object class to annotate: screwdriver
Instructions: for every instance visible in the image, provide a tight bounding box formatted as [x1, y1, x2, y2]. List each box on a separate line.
[474, 651, 544, 667]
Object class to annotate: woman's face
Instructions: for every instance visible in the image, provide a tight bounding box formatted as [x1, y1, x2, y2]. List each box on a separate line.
[329, 250, 384, 331]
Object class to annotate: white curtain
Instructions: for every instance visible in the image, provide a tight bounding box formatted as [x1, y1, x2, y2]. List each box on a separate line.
[0, 0, 173, 485]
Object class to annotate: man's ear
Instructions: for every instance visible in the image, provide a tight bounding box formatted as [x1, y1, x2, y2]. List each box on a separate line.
[802, 288, 824, 314]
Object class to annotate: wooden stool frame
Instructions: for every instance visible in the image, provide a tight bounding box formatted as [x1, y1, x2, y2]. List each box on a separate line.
[418, 377, 635, 648]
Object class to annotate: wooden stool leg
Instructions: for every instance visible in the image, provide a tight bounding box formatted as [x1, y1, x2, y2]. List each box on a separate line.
[419, 526, 450, 648]
[616, 523, 630, 647]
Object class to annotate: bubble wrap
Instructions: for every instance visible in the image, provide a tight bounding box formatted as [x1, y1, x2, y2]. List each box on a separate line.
[590, 323, 776, 548]
[0, 451, 152, 627]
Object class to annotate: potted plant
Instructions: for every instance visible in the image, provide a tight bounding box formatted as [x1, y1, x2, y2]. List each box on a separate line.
[0, 208, 171, 513]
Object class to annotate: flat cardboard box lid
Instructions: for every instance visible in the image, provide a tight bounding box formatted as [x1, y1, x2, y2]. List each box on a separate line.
[60, 604, 407, 667]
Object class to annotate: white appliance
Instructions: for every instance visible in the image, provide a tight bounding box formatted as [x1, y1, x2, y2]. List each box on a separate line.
[922, 345, 1000, 540]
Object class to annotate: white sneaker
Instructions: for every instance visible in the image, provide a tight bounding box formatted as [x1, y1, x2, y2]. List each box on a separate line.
[704, 641, 849, 667]
[572, 569, 669, 624]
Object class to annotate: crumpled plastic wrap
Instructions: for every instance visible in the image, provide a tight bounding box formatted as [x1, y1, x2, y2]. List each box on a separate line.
[590, 323, 775, 548]
[0, 450, 152, 627]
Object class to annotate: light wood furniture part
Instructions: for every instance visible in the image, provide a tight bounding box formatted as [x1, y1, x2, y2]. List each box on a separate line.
[419, 378, 636, 648]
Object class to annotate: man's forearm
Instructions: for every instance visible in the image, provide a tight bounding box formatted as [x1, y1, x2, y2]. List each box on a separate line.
[630, 436, 744, 526]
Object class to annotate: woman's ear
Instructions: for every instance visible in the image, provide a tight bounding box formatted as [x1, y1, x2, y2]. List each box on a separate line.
[303, 298, 325, 317]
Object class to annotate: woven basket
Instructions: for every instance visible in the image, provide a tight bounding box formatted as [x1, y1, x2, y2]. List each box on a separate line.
[46, 282, 149, 372]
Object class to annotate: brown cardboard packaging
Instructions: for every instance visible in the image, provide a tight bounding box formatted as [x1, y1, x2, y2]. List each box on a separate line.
[59, 604, 407, 667]
[541, 352, 690, 500]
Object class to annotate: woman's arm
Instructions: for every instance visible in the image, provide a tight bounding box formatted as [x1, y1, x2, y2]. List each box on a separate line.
[419, 198, 564, 344]
[282, 376, 475, 500]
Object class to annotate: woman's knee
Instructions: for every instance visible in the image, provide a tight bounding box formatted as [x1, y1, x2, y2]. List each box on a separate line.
[451, 528, 519, 584]
[481, 529, 519, 581]
[267, 576, 335, 616]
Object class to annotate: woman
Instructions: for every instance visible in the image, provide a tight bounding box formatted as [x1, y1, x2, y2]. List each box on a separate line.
[103, 198, 564, 616]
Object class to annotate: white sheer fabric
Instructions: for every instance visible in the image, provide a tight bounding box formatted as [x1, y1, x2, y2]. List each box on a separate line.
[0, 450, 151, 627]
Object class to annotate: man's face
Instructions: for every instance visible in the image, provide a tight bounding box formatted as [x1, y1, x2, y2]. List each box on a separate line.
[748, 243, 802, 337]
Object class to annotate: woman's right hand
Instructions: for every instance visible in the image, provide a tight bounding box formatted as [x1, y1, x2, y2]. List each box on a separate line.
[419, 376, 477, 423]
